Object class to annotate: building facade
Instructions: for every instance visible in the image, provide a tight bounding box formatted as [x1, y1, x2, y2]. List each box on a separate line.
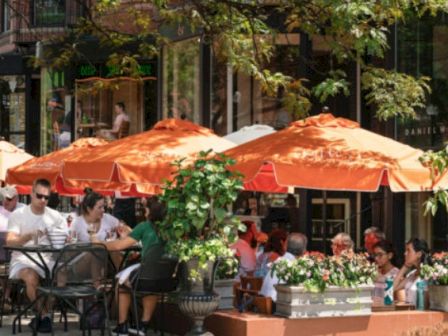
[1, 4, 446, 253]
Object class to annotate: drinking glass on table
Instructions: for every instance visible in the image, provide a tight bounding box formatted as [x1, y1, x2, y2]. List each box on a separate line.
[116, 220, 130, 238]
[67, 230, 78, 244]
[106, 230, 117, 242]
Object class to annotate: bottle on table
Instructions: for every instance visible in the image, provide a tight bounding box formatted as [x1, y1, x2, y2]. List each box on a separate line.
[384, 277, 394, 305]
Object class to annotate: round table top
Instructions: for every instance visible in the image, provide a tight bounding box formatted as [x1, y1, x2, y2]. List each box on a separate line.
[4, 243, 141, 253]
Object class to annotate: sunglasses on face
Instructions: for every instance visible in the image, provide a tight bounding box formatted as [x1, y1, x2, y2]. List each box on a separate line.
[4, 197, 14, 202]
[35, 193, 50, 201]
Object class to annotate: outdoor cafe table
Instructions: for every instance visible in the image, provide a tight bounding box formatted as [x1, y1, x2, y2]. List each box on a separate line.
[4, 244, 141, 334]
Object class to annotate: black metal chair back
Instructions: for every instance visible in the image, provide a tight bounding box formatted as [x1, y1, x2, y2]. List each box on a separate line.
[51, 243, 109, 287]
[0, 232, 8, 263]
[133, 244, 179, 293]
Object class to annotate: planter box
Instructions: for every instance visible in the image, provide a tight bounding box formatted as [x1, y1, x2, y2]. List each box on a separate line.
[275, 285, 373, 318]
[215, 279, 235, 310]
[429, 285, 448, 312]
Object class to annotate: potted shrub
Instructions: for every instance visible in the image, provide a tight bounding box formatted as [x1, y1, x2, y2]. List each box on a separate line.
[155, 150, 243, 334]
[272, 251, 377, 318]
[421, 252, 448, 312]
[214, 256, 239, 310]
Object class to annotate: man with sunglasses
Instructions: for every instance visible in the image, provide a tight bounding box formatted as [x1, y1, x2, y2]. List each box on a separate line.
[6, 178, 67, 333]
[0, 186, 25, 231]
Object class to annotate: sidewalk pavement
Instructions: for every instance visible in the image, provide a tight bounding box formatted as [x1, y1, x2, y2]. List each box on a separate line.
[0, 314, 173, 335]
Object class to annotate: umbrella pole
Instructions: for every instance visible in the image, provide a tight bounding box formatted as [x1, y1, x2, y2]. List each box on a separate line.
[322, 190, 328, 255]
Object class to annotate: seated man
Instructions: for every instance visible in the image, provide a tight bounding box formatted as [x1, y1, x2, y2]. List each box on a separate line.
[0, 186, 25, 231]
[6, 178, 67, 333]
[260, 233, 308, 302]
[97, 102, 130, 140]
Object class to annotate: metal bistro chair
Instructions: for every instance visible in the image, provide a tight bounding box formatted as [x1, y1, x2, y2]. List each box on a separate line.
[117, 121, 130, 139]
[121, 244, 179, 336]
[0, 232, 25, 329]
[35, 243, 111, 336]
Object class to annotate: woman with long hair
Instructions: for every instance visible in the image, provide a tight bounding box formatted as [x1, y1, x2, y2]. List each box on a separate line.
[255, 229, 287, 277]
[371, 240, 399, 304]
[394, 238, 431, 305]
[71, 188, 128, 242]
[95, 199, 165, 336]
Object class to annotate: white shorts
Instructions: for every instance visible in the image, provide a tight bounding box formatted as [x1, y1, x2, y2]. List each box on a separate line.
[9, 260, 55, 280]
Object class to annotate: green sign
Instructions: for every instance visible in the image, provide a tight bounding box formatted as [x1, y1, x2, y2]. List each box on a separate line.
[76, 62, 155, 78]
[77, 64, 97, 77]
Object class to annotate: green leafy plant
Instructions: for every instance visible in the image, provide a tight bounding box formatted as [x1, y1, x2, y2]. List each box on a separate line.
[216, 256, 239, 280]
[272, 251, 377, 293]
[156, 150, 243, 279]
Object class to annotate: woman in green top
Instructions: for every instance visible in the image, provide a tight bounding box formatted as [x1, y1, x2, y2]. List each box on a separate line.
[95, 199, 164, 336]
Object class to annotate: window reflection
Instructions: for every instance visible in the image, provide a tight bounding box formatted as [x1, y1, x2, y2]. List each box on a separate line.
[162, 37, 201, 123]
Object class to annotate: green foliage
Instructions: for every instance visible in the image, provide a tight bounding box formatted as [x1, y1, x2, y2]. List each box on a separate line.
[313, 70, 350, 103]
[362, 67, 431, 121]
[23, 0, 448, 120]
[156, 151, 243, 279]
[420, 148, 448, 215]
[216, 256, 239, 280]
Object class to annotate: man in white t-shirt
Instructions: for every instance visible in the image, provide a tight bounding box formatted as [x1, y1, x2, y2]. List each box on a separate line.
[6, 178, 67, 332]
[0, 186, 25, 231]
[260, 233, 308, 302]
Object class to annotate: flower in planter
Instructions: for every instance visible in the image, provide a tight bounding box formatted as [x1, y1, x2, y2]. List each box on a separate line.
[273, 252, 377, 293]
[421, 252, 448, 285]
[216, 256, 239, 280]
[155, 150, 244, 280]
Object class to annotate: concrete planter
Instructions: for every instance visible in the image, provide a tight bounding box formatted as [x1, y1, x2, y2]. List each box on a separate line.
[429, 285, 448, 312]
[275, 285, 374, 318]
[214, 279, 234, 310]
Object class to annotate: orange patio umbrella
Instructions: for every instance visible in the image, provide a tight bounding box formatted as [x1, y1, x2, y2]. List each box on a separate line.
[0, 140, 33, 183]
[6, 137, 108, 194]
[61, 119, 236, 195]
[224, 113, 437, 193]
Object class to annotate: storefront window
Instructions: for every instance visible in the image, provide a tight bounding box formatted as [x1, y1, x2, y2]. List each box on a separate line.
[0, 76, 26, 147]
[75, 78, 147, 139]
[211, 55, 228, 135]
[40, 69, 68, 154]
[232, 35, 300, 131]
[2, 0, 10, 32]
[397, 14, 448, 150]
[33, 0, 65, 27]
[396, 15, 448, 249]
[162, 37, 201, 123]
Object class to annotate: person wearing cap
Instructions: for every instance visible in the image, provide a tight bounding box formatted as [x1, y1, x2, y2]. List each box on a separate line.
[231, 220, 262, 278]
[260, 233, 308, 302]
[6, 178, 67, 333]
[0, 186, 25, 231]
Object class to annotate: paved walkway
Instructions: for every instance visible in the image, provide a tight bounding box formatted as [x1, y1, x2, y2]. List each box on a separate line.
[0, 314, 173, 335]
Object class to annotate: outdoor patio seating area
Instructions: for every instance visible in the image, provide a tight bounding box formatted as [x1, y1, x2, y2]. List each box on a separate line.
[1, 116, 448, 336]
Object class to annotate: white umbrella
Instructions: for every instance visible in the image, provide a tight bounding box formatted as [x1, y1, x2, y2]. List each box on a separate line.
[0, 140, 33, 182]
[224, 124, 275, 145]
